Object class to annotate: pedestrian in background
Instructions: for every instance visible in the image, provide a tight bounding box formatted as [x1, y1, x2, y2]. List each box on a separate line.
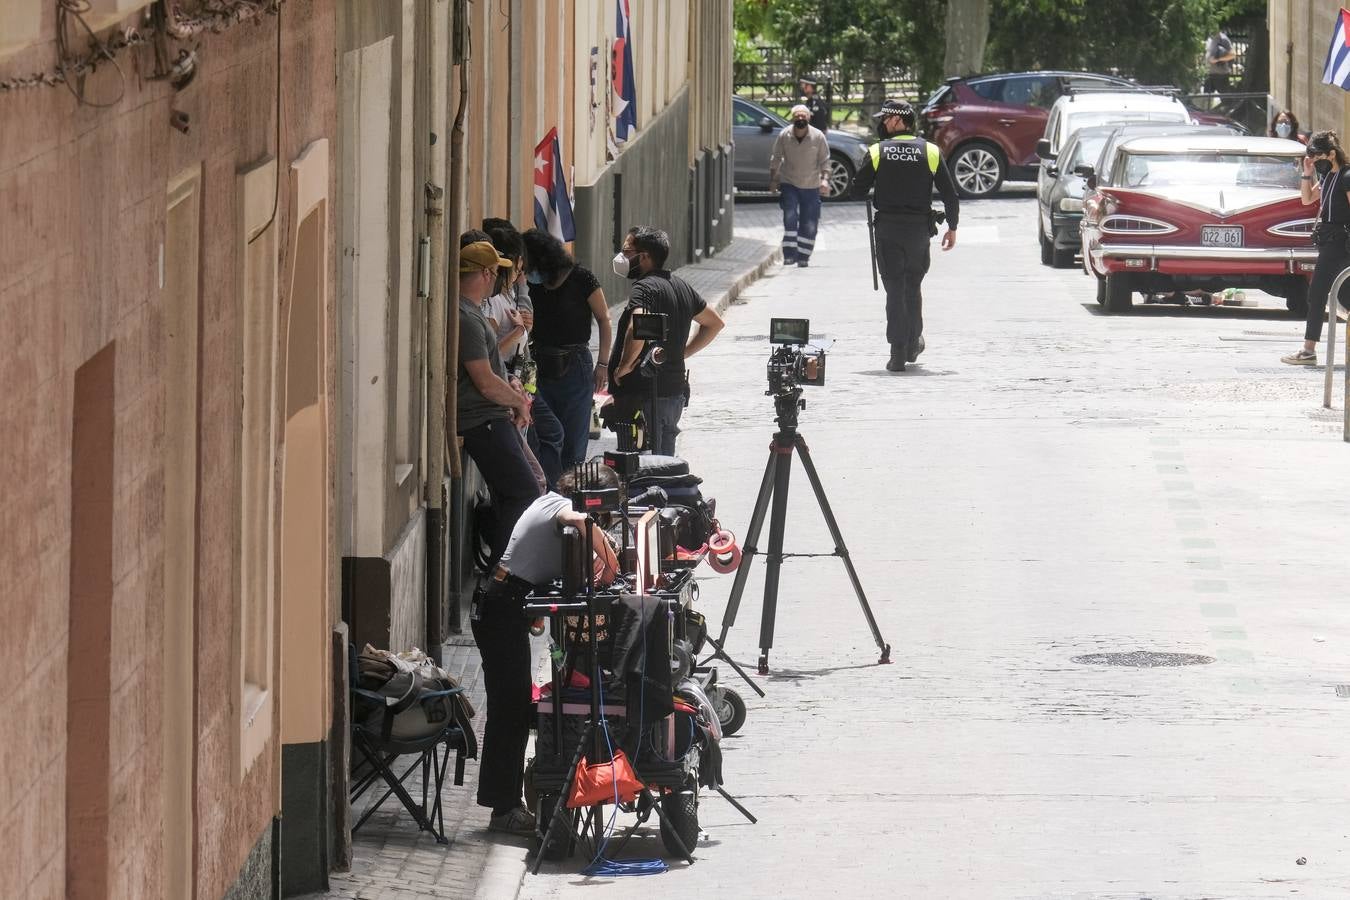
[799, 77, 830, 132]
[1282, 131, 1350, 366]
[769, 104, 830, 267]
[521, 229, 612, 468]
[1204, 30, 1236, 94]
[1269, 109, 1305, 144]
[610, 226, 724, 457]
[853, 98, 959, 372]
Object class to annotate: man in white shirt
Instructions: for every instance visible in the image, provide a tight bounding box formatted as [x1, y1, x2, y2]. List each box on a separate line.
[769, 103, 830, 267]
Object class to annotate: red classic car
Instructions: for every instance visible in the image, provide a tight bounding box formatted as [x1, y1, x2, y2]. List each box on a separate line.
[1077, 134, 1316, 313]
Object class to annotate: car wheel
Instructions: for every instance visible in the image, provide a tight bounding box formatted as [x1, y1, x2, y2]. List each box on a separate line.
[1095, 275, 1106, 305]
[824, 152, 854, 200]
[1105, 273, 1133, 313]
[1285, 278, 1310, 317]
[1039, 220, 1054, 266]
[1052, 243, 1076, 269]
[951, 142, 1005, 199]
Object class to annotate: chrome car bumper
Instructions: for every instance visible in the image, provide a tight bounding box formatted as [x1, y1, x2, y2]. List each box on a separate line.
[1099, 243, 1317, 263]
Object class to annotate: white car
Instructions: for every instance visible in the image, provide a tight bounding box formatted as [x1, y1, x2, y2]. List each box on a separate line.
[1037, 91, 1192, 160]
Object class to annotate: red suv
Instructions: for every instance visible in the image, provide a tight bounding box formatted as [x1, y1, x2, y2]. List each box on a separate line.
[921, 71, 1139, 199]
[921, 71, 1241, 199]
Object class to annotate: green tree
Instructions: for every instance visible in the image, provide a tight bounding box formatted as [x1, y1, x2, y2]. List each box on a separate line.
[735, 0, 947, 98]
[985, 0, 1266, 89]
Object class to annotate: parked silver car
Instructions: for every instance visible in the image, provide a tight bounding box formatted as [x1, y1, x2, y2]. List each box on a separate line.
[732, 96, 871, 200]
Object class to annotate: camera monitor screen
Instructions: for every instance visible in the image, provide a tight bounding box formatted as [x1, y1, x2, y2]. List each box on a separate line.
[770, 317, 810, 345]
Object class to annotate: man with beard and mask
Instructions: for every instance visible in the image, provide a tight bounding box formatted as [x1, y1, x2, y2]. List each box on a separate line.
[853, 98, 960, 372]
[769, 103, 831, 267]
[608, 226, 724, 456]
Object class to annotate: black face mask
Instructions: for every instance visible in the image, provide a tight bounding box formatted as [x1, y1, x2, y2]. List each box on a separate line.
[793, 119, 809, 130]
[1314, 158, 1334, 178]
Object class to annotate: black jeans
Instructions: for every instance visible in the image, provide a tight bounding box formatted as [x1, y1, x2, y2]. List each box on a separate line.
[469, 580, 532, 813]
[460, 417, 543, 566]
[874, 219, 931, 352]
[1305, 238, 1350, 343]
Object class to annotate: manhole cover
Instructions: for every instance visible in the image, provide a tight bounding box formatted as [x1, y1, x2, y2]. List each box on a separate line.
[1072, 651, 1214, 667]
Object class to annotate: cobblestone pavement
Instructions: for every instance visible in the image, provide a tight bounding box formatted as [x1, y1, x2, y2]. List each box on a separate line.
[301, 215, 780, 900]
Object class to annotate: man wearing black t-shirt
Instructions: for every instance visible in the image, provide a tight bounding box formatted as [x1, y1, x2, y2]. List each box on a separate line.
[609, 226, 724, 456]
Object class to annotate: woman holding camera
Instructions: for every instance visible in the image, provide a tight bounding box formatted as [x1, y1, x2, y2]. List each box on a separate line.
[521, 229, 612, 466]
[1282, 131, 1350, 366]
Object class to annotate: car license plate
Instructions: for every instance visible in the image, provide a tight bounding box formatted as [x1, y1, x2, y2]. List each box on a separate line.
[1201, 225, 1243, 248]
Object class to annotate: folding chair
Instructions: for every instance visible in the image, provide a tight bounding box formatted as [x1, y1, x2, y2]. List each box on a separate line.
[348, 644, 478, 844]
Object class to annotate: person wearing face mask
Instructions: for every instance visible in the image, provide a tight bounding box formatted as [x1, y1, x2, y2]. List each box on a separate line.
[1269, 110, 1305, 144]
[609, 226, 724, 456]
[769, 103, 831, 267]
[853, 98, 960, 372]
[520, 229, 612, 468]
[1282, 131, 1350, 365]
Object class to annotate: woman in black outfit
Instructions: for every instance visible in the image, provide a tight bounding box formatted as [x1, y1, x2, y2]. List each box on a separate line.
[521, 229, 612, 465]
[1283, 131, 1350, 366]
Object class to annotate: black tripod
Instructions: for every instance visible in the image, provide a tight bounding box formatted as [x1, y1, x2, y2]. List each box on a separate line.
[714, 386, 891, 676]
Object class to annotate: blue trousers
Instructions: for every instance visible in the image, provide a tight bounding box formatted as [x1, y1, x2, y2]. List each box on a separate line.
[780, 183, 822, 263]
[536, 347, 594, 469]
[526, 392, 564, 488]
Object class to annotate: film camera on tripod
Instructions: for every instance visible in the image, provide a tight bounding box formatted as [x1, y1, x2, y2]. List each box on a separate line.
[765, 317, 827, 401]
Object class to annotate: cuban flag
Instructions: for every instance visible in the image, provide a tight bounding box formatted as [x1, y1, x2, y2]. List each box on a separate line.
[533, 127, 576, 243]
[612, 0, 638, 143]
[1323, 8, 1350, 89]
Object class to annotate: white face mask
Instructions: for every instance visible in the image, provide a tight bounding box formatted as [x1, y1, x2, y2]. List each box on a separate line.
[612, 251, 632, 278]
[1276, 121, 1293, 138]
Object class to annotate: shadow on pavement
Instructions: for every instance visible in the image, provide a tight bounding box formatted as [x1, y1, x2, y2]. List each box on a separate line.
[1080, 302, 1302, 321]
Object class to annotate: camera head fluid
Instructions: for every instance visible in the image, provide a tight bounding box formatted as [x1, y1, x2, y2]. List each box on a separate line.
[765, 318, 827, 431]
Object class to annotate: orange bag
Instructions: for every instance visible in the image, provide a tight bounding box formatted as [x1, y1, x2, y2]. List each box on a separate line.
[566, 750, 644, 808]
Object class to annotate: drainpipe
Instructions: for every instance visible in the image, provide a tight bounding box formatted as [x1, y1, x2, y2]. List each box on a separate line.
[446, 0, 470, 632]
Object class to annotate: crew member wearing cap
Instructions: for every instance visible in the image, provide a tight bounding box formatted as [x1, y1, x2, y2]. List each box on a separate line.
[457, 238, 543, 564]
[799, 77, 830, 132]
[853, 98, 960, 372]
[769, 104, 831, 267]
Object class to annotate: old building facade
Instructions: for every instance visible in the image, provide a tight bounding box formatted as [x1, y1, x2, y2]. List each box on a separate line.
[0, 0, 730, 896]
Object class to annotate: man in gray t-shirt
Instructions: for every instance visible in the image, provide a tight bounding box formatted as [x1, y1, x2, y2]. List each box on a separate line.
[471, 465, 619, 836]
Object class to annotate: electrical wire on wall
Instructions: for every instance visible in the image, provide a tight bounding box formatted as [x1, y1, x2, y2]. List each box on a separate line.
[247, 0, 284, 245]
[0, 0, 283, 101]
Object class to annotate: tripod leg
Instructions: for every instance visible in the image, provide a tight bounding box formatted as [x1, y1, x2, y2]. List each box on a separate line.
[699, 633, 765, 698]
[757, 443, 794, 674]
[715, 447, 777, 646]
[794, 435, 892, 664]
[713, 785, 758, 824]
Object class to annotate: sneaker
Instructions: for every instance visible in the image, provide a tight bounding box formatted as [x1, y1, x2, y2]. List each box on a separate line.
[797, 259, 810, 268]
[1281, 349, 1318, 366]
[782, 254, 798, 266]
[907, 335, 926, 363]
[488, 806, 537, 837]
[885, 355, 905, 372]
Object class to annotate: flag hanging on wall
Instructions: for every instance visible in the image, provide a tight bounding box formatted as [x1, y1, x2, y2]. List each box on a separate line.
[612, 0, 638, 144]
[1322, 7, 1350, 89]
[533, 127, 576, 243]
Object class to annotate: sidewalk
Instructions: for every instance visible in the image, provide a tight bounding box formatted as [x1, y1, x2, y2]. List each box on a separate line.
[304, 220, 778, 900]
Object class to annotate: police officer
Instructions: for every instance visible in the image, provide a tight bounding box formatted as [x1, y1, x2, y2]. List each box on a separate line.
[853, 98, 960, 372]
[799, 77, 830, 133]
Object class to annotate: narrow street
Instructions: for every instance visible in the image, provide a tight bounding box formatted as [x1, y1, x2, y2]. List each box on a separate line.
[516, 191, 1350, 898]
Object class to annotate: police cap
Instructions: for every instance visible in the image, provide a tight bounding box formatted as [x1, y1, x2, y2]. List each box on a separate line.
[871, 98, 914, 121]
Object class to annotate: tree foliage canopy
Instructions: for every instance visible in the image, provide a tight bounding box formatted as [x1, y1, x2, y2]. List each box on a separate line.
[736, 0, 1266, 94]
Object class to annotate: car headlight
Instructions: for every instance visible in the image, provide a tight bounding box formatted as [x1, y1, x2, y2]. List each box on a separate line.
[1058, 198, 1083, 213]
